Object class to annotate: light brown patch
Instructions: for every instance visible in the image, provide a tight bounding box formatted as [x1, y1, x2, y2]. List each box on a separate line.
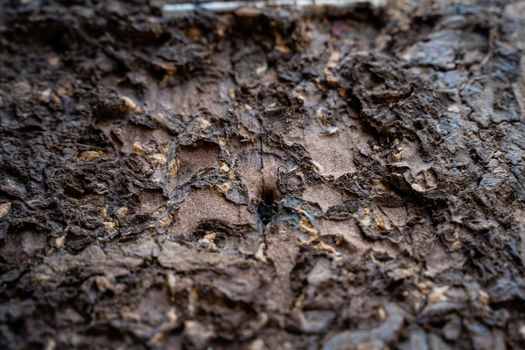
[0, 201, 11, 219]
[170, 189, 256, 236]
[169, 143, 220, 188]
[302, 184, 343, 212]
[319, 219, 399, 257]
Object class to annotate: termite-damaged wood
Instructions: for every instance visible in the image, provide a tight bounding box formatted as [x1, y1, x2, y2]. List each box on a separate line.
[1, 0, 525, 349]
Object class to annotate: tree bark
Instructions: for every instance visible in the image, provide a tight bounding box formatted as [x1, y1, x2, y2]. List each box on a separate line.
[1, 1, 525, 349]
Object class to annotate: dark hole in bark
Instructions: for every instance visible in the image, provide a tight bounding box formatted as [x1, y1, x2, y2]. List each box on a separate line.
[257, 187, 278, 225]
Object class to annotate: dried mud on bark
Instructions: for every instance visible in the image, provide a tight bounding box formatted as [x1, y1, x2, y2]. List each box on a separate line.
[1, 0, 525, 349]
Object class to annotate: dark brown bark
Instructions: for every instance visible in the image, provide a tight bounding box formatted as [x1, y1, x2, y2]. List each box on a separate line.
[1, 0, 525, 349]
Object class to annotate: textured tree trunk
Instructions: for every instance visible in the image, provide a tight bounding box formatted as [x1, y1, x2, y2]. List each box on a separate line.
[1, 0, 525, 349]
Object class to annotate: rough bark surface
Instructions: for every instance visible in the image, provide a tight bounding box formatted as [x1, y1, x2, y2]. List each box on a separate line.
[1, 0, 525, 349]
